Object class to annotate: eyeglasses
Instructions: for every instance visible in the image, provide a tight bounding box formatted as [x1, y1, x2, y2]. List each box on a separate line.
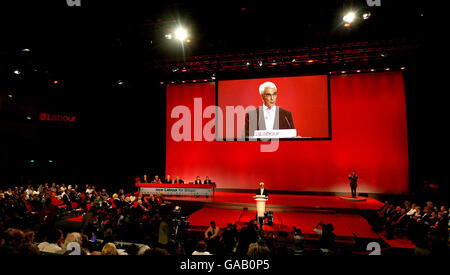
[262, 93, 277, 98]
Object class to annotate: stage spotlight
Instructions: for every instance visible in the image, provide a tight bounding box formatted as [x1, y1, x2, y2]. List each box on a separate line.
[246, 62, 251, 66]
[175, 27, 188, 41]
[257, 60, 263, 67]
[307, 59, 314, 63]
[343, 11, 356, 23]
[186, 39, 191, 43]
[344, 23, 351, 28]
[172, 67, 179, 73]
[362, 12, 371, 20]
[292, 59, 296, 63]
[400, 67, 406, 70]
[370, 69, 375, 72]
[49, 160, 53, 163]
[341, 71, 346, 74]
[165, 34, 172, 40]
[8, 94, 13, 98]
[117, 80, 124, 86]
[13, 69, 21, 75]
[26, 116, 32, 120]
[356, 70, 361, 73]
[385, 68, 390, 71]
[53, 80, 59, 85]
[30, 160, 35, 163]
[21, 48, 31, 52]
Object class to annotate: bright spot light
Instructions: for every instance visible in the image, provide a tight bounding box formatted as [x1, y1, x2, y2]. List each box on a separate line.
[165, 34, 172, 40]
[13, 69, 21, 75]
[344, 23, 351, 28]
[362, 12, 371, 20]
[175, 27, 188, 41]
[343, 11, 356, 23]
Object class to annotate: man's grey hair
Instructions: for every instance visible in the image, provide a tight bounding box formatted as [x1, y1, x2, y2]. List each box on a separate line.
[259, 82, 277, 95]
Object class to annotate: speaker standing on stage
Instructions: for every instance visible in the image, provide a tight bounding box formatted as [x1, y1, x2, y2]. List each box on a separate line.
[256, 182, 269, 197]
[348, 171, 358, 198]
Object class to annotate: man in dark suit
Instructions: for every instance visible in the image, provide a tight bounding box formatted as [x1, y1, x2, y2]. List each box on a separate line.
[243, 81, 295, 138]
[62, 189, 71, 210]
[348, 171, 358, 198]
[204, 176, 212, 185]
[256, 182, 269, 197]
[194, 176, 202, 185]
[165, 175, 172, 184]
[174, 176, 184, 184]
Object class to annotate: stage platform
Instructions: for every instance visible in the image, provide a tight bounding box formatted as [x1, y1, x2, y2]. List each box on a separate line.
[165, 192, 386, 243]
[164, 192, 384, 214]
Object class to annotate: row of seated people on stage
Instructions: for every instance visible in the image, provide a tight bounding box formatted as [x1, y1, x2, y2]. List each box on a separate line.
[372, 199, 449, 255]
[136, 174, 213, 185]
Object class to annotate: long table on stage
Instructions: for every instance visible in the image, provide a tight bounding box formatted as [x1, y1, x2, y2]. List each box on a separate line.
[136, 183, 216, 197]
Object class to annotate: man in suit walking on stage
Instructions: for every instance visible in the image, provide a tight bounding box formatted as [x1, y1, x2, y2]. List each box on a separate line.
[348, 171, 358, 198]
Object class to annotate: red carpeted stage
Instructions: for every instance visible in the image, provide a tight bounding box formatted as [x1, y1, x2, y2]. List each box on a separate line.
[165, 192, 385, 241]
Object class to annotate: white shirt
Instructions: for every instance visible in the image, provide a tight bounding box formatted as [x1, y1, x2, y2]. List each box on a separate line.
[192, 251, 212, 255]
[263, 105, 276, 130]
[259, 188, 265, 196]
[38, 242, 63, 254]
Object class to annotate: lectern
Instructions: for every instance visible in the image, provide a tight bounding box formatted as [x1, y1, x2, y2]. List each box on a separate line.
[253, 195, 269, 220]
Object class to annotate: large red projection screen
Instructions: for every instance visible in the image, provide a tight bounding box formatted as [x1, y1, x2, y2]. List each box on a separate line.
[166, 72, 409, 194]
[218, 75, 329, 139]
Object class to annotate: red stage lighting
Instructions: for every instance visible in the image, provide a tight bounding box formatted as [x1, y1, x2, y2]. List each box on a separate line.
[344, 23, 351, 28]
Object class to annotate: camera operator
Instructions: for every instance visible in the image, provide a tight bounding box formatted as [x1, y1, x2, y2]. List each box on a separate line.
[291, 227, 304, 255]
[247, 229, 271, 255]
[204, 220, 220, 254]
[313, 221, 336, 255]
